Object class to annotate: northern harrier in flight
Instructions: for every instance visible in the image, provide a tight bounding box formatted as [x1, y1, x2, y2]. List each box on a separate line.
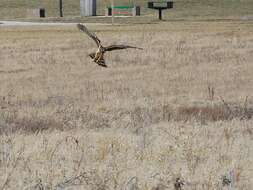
[77, 23, 143, 67]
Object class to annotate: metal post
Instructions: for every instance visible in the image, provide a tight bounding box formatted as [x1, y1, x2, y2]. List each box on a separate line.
[111, 0, 114, 25]
[92, 0, 96, 16]
[59, 0, 63, 17]
[158, 8, 162, 20]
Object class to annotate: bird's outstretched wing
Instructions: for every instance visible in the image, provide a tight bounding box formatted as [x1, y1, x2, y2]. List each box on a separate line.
[104, 45, 143, 52]
[77, 23, 101, 47]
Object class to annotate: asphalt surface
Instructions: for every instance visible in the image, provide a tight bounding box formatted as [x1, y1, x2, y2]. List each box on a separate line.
[0, 21, 77, 26]
[0, 20, 112, 27]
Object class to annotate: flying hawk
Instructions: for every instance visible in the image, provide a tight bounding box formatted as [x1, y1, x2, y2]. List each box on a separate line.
[77, 23, 143, 67]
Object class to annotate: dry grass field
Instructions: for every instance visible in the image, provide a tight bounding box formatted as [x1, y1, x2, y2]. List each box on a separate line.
[0, 21, 253, 189]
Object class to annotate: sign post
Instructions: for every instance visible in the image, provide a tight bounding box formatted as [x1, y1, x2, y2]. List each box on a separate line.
[148, 1, 173, 20]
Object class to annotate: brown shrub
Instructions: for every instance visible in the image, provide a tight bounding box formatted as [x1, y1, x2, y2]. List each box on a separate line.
[176, 104, 253, 122]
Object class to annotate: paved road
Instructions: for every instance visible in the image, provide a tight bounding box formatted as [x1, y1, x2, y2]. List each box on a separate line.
[0, 21, 110, 27]
[0, 21, 78, 26]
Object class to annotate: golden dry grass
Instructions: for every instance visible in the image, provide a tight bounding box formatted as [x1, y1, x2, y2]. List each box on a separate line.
[0, 21, 253, 189]
[1, 120, 253, 189]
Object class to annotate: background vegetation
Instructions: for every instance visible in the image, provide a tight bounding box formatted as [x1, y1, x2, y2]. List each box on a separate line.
[0, 0, 253, 20]
[0, 21, 252, 189]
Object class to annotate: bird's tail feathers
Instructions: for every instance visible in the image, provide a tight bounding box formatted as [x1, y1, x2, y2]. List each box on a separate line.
[89, 53, 96, 59]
